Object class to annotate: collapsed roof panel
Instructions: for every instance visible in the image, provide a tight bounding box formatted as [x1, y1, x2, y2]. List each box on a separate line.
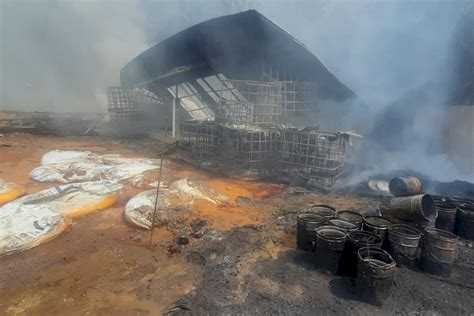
[120, 10, 355, 102]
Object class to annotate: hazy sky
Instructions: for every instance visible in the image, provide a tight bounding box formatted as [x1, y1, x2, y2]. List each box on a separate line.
[0, 0, 470, 112]
[0, 0, 472, 180]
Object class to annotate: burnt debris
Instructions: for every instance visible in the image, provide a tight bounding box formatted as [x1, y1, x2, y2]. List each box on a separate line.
[109, 10, 359, 190]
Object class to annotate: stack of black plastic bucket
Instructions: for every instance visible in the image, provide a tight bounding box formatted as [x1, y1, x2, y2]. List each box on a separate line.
[296, 205, 337, 251]
[292, 175, 474, 308]
[296, 212, 328, 251]
[295, 205, 397, 305]
[293, 189, 472, 305]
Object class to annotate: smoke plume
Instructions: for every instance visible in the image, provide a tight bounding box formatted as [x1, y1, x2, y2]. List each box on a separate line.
[1, 0, 472, 181]
[0, 0, 146, 112]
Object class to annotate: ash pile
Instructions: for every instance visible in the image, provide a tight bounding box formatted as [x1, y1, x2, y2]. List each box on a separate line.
[108, 10, 360, 191]
[295, 175, 473, 306]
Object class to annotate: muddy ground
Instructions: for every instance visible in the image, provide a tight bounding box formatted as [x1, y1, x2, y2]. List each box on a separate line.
[0, 133, 473, 315]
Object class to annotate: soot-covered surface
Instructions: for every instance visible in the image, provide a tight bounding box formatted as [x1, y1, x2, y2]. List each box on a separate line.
[169, 225, 474, 315]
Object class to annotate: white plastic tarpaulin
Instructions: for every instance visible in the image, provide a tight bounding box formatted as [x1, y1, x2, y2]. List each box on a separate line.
[15, 180, 123, 218]
[0, 203, 68, 257]
[30, 150, 161, 184]
[0, 180, 123, 256]
[124, 179, 227, 229]
[124, 189, 172, 229]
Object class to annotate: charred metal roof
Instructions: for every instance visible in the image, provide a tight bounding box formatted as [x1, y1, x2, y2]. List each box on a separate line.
[121, 10, 355, 101]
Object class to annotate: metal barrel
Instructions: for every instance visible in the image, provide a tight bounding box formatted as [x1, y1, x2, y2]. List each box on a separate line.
[363, 216, 392, 241]
[456, 204, 474, 240]
[308, 204, 336, 219]
[341, 231, 383, 277]
[314, 226, 347, 274]
[336, 210, 363, 229]
[388, 176, 422, 197]
[329, 219, 358, 233]
[386, 224, 421, 268]
[389, 194, 437, 224]
[420, 228, 459, 276]
[357, 247, 396, 306]
[434, 202, 457, 233]
[296, 213, 327, 251]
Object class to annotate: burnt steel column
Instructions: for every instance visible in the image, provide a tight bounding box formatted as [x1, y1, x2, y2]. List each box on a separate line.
[173, 85, 179, 138]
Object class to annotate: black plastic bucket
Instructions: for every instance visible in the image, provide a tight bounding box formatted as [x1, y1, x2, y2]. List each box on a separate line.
[456, 204, 474, 240]
[363, 216, 392, 241]
[435, 202, 457, 233]
[336, 210, 363, 229]
[341, 231, 383, 277]
[357, 247, 396, 306]
[314, 226, 347, 274]
[308, 204, 336, 219]
[420, 228, 459, 276]
[386, 224, 421, 268]
[329, 219, 358, 233]
[296, 213, 327, 251]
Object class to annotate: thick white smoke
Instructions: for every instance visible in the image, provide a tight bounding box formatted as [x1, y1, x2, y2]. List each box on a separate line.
[1, 0, 472, 181]
[0, 0, 146, 112]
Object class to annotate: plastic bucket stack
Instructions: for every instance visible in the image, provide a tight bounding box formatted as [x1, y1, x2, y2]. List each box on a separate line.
[341, 230, 383, 277]
[296, 213, 327, 251]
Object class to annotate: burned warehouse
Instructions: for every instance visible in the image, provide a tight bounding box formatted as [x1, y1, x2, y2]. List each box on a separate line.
[108, 10, 358, 189]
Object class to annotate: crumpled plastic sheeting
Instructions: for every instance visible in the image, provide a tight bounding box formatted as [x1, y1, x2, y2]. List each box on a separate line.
[124, 189, 172, 229]
[107, 160, 162, 182]
[16, 180, 123, 218]
[0, 203, 68, 257]
[29, 162, 114, 183]
[41, 149, 96, 165]
[124, 179, 228, 229]
[0, 179, 25, 204]
[30, 150, 161, 184]
[170, 179, 227, 205]
[0, 180, 122, 256]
